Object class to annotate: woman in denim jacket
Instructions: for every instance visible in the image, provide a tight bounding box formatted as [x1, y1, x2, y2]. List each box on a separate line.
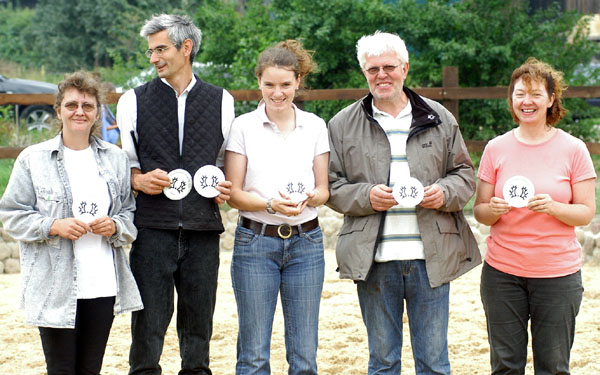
[0, 71, 142, 375]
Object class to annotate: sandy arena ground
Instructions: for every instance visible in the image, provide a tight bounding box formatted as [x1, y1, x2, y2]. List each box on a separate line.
[1, 248, 599, 375]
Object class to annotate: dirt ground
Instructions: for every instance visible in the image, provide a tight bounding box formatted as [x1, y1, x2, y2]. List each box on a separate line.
[1, 248, 599, 375]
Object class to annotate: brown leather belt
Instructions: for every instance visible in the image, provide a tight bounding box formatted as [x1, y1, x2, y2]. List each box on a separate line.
[239, 217, 319, 239]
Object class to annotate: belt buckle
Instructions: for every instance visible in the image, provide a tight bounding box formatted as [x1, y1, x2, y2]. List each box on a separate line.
[277, 224, 293, 239]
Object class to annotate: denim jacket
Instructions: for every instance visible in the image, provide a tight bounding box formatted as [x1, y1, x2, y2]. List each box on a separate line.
[0, 134, 143, 328]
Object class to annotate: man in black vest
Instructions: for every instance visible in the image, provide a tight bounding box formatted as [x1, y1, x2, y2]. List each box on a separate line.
[116, 14, 235, 375]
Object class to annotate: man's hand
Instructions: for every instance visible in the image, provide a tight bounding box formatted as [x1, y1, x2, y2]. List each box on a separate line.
[213, 180, 232, 205]
[131, 168, 171, 195]
[420, 183, 444, 209]
[50, 218, 92, 241]
[369, 184, 397, 211]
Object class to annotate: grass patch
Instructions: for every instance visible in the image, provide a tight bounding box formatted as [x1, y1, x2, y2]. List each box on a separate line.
[0, 117, 54, 197]
[0, 59, 63, 83]
[0, 159, 14, 197]
[0, 116, 57, 147]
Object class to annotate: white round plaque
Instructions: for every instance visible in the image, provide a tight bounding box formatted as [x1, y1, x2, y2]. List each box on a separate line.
[502, 175, 535, 208]
[163, 169, 192, 200]
[194, 165, 225, 198]
[279, 180, 309, 203]
[392, 177, 425, 208]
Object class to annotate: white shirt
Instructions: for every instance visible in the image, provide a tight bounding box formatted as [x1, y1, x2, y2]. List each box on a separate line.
[63, 146, 117, 299]
[116, 76, 235, 168]
[372, 101, 425, 261]
[226, 103, 329, 226]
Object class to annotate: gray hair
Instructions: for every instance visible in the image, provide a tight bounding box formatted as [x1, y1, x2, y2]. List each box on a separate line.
[140, 14, 202, 63]
[356, 31, 409, 69]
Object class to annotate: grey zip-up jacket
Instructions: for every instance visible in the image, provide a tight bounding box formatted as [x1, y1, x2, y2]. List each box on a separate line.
[0, 134, 143, 328]
[327, 88, 481, 287]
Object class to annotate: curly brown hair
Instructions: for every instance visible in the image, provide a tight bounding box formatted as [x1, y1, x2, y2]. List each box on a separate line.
[54, 71, 105, 140]
[255, 39, 318, 88]
[508, 57, 567, 126]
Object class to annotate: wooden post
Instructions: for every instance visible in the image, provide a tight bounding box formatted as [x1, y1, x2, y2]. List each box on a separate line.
[442, 66, 459, 122]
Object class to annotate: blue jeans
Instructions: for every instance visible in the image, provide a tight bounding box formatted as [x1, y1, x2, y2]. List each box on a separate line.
[231, 224, 325, 375]
[480, 262, 583, 375]
[129, 228, 220, 375]
[357, 260, 450, 375]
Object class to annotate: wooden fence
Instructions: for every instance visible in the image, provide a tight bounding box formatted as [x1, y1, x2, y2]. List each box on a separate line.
[1, 67, 600, 158]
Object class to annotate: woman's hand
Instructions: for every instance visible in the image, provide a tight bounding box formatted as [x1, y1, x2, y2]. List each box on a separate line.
[474, 181, 511, 226]
[527, 194, 555, 214]
[50, 218, 92, 240]
[272, 193, 307, 217]
[489, 196, 511, 216]
[305, 188, 328, 208]
[89, 216, 117, 237]
[532, 179, 596, 226]
[214, 180, 232, 205]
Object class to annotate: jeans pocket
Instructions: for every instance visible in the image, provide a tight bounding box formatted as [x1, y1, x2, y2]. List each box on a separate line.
[301, 226, 323, 245]
[234, 225, 258, 246]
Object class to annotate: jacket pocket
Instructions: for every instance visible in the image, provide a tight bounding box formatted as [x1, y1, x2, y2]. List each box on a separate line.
[336, 216, 372, 280]
[435, 216, 459, 234]
[434, 213, 468, 274]
[339, 216, 368, 236]
[35, 187, 63, 218]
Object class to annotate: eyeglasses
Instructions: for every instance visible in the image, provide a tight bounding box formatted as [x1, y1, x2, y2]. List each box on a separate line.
[364, 65, 401, 75]
[63, 102, 97, 112]
[145, 44, 174, 58]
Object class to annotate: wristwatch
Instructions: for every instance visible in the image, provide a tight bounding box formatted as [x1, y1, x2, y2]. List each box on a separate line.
[266, 198, 276, 214]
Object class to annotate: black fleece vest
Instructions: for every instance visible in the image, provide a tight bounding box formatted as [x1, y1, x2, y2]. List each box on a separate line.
[133, 76, 224, 232]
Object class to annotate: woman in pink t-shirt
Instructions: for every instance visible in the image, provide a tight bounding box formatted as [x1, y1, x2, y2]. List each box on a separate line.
[474, 58, 596, 374]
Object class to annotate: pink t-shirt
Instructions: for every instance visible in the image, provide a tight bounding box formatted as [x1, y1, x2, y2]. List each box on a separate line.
[478, 129, 596, 278]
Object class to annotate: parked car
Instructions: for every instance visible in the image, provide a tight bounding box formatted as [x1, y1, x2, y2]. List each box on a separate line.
[0, 74, 57, 131]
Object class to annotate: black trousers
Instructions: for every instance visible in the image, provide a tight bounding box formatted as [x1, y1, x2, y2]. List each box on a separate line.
[39, 296, 115, 375]
[128, 228, 220, 375]
[480, 262, 583, 375]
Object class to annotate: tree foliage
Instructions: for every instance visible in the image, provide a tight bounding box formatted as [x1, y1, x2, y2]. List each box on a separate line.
[0, 7, 39, 67]
[0, 0, 598, 140]
[29, 0, 131, 70]
[392, 0, 600, 139]
[0, 0, 188, 73]
[195, 0, 599, 139]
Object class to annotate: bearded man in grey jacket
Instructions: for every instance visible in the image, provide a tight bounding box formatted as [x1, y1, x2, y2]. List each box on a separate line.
[327, 31, 481, 375]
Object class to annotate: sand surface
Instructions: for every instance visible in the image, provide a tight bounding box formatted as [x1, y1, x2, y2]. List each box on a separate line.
[1, 248, 599, 374]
